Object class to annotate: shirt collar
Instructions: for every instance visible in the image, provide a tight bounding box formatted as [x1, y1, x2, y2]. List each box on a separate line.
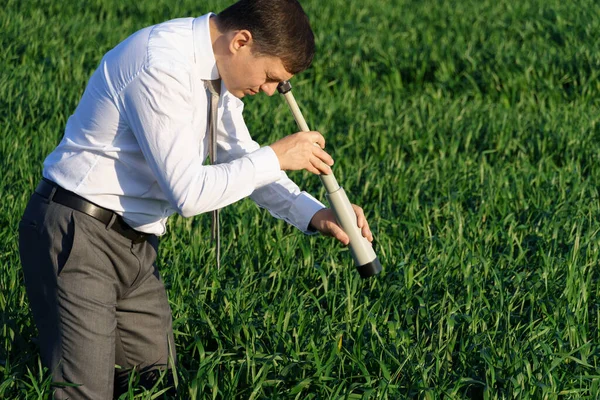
[193, 13, 220, 80]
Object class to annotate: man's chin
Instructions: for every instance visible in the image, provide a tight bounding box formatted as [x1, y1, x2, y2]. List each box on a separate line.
[231, 89, 258, 99]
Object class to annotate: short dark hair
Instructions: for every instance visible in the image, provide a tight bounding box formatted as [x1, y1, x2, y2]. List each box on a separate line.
[217, 0, 315, 74]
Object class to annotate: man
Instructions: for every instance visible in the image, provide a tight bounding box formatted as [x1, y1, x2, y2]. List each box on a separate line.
[18, 0, 373, 398]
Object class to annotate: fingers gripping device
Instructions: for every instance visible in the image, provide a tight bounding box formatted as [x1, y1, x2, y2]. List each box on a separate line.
[277, 81, 382, 278]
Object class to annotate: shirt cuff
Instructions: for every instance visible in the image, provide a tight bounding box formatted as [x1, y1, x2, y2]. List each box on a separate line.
[288, 191, 326, 234]
[246, 146, 282, 189]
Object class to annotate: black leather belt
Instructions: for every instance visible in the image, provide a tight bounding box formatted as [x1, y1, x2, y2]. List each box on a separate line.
[35, 179, 150, 244]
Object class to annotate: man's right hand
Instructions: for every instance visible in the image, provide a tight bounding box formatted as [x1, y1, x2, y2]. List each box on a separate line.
[269, 131, 334, 175]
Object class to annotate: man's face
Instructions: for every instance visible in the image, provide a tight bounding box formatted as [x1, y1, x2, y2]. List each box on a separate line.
[219, 42, 294, 99]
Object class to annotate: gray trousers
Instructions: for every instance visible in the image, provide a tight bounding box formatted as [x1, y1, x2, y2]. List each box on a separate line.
[19, 192, 176, 399]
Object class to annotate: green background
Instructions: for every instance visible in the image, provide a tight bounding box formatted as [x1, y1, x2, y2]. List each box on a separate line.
[1, 0, 599, 398]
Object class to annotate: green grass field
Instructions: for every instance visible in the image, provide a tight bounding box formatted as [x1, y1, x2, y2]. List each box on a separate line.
[2, 0, 600, 398]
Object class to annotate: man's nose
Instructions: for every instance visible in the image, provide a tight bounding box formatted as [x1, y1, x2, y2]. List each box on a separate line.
[260, 82, 278, 96]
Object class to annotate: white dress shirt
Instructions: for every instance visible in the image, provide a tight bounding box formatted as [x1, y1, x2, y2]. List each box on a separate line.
[43, 13, 325, 235]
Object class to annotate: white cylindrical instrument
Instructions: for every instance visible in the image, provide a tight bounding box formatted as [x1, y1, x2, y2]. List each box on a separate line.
[277, 81, 382, 278]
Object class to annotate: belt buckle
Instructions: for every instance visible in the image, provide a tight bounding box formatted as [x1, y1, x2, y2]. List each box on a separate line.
[132, 232, 148, 244]
[114, 215, 148, 244]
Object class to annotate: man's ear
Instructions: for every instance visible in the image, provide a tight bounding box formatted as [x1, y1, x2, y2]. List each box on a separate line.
[229, 29, 253, 54]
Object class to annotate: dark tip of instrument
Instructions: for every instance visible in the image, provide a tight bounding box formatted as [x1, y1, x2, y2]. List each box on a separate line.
[277, 81, 292, 94]
[356, 257, 382, 279]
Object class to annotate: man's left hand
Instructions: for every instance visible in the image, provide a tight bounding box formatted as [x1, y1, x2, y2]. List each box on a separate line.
[309, 205, 373, 245]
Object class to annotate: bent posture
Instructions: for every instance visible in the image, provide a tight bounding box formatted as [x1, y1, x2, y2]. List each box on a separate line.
[18, 0, 372, 398]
